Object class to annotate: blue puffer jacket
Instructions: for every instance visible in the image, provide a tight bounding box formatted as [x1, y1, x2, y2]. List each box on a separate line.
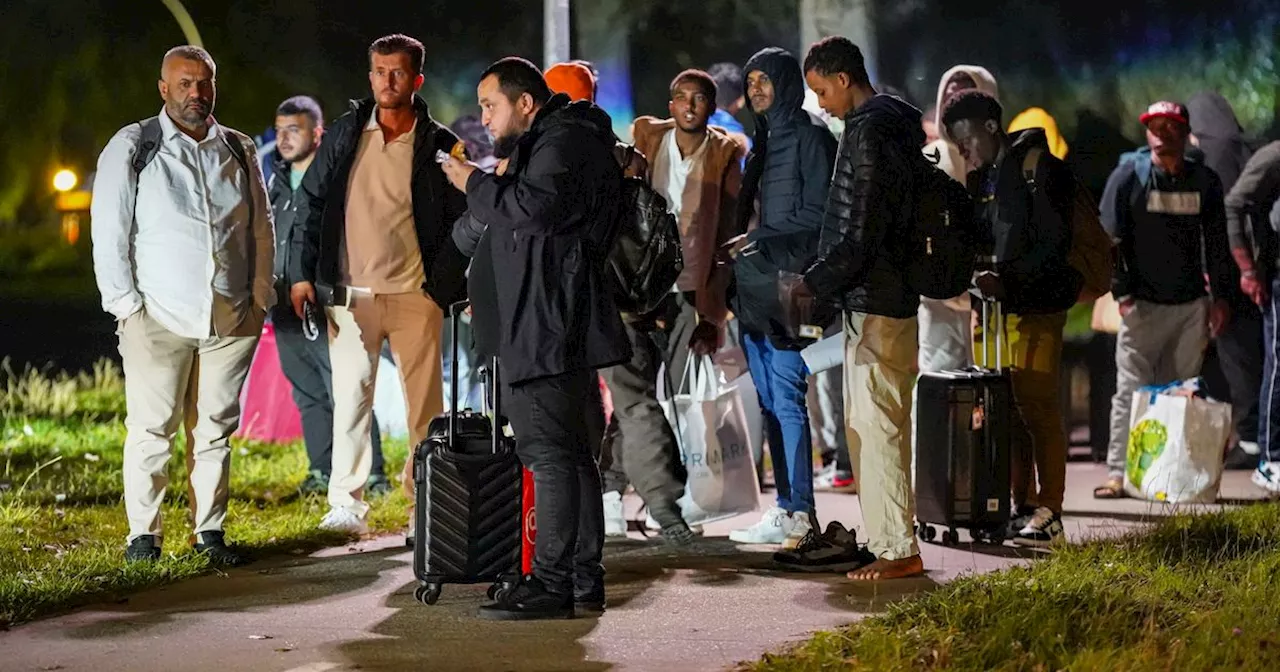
[732, 47, 837, 345]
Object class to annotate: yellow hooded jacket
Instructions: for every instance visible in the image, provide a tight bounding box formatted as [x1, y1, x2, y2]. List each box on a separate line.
[1009, 107, 1069, 159]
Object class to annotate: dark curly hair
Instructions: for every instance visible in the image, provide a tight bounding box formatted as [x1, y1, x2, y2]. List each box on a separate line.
[802, 36, 870, 86]
[940, 89, 1004, 129]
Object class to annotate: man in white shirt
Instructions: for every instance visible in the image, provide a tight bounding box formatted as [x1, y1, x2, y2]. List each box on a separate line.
[602, 69, 745, 542]
[91, 45, 273, 566]
[289, 34, 469, 534]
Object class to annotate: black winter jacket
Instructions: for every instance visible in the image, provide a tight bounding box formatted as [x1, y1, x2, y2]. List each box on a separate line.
[289, 95, 469, 308]
[804, 94, 923, 319]
[463, 94, 631, 385]
[732, 47, 837, 343]
[970, 129, 1082, 314]
[266, 151, 296, 290]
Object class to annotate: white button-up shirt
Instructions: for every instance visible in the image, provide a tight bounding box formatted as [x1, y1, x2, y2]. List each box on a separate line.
[91, 109, 274, 339]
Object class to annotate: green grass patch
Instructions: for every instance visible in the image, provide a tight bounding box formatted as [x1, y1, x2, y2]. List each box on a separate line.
[0, 360, 412, 628]
[744, 503, 1280, 671]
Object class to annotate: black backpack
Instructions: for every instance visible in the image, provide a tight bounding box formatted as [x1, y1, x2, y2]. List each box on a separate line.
[904, 152, 978, 300]
[131, 116, 254, 224]
[607, 146, 685, 315]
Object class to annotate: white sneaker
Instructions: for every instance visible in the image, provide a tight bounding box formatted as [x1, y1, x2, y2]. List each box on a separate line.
[603, 491, 626, 537]
[729, 506, 793, 544]
[318, 507, 369, 535]
[782, 512, 814, 550]
[1253, 461, 1280, 495]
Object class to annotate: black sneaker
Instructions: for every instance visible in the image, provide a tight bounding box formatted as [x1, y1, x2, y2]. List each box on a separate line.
[125, 535, 162, 563]
[574, 586, 606, 615]
[193, 531, 248, 567]
[366, 474, 393, 497]
[774, 522, 875, 573]
[1006, 504, 1038, 538]
[299, 470, 328, 495]
[478, 575, 574, 621]
[1012, 507, 1064, 548]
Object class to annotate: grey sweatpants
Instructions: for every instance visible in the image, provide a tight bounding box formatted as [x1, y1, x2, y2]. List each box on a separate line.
[1106, 298, 1210, 478]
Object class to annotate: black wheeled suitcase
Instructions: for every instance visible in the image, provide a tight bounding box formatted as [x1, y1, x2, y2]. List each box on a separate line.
[914, 297, 1013, 546]
[412, 302, 523, 605]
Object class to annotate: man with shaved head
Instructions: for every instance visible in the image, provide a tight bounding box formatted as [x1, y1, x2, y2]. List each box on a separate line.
[91, 45, 274, 566]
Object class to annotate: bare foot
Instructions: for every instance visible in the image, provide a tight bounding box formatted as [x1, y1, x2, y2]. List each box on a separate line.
[846, 555, 924, 581]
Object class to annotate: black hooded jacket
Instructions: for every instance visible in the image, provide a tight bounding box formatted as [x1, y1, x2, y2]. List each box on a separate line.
[970, 128, 1082, 314]
[804, 94, 924, 319]
[1188, 91, 1253, 193]
[463, 93, 631, 385]
[289, 95, 470, 308]
[732, 47, 837, 342]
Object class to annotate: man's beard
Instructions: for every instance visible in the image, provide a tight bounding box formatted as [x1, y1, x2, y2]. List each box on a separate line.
[492, 132, 520, 160]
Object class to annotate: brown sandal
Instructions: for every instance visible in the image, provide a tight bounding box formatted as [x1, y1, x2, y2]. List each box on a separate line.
[1093, 477, 1126, 499]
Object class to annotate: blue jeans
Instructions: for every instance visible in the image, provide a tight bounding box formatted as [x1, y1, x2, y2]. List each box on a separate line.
[1259, 278, 1280, 463]
[741, 331, 814, 515]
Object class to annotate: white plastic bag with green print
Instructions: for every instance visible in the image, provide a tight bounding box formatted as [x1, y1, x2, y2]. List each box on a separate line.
[1123, 382, 1231, 503]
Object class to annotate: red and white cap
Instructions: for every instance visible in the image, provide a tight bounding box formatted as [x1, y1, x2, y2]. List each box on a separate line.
[1139, 101, 1190, 127]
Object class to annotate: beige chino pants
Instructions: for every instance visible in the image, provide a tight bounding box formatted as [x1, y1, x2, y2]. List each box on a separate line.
[118, 309, 261, 543]
[843, 311, 921, 561]
[327, 291, 444, 518]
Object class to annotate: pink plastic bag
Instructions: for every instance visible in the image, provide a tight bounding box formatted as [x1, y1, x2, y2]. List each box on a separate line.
[235, 322, 303, 443]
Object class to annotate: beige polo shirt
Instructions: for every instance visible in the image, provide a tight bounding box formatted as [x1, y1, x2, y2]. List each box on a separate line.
[340, 110, 425, 294]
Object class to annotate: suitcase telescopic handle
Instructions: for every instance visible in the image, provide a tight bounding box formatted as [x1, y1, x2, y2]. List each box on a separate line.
[448, 300, 468, 444]
[979, 298, 1006, 373]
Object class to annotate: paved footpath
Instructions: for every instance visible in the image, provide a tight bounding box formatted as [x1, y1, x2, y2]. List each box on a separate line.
[1, 464, 1269, 672]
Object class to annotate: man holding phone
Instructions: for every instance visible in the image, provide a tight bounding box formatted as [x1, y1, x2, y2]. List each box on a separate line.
[288, 34, 469, 534]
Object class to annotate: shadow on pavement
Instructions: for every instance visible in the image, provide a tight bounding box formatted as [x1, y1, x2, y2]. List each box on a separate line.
[58, 547, 404, 641]
[337, 537, 943, 671]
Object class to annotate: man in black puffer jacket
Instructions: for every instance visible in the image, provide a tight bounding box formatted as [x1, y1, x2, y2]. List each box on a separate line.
[782, 36, 925, 581]
[724, 47, 837, 551]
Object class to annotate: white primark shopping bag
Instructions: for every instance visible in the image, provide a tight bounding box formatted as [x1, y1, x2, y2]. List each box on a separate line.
[661, 356, 761, 525]
[1123, 381, 1231, 503]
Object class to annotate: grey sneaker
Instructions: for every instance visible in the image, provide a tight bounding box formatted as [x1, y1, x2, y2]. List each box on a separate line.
[366, 473, 392, 498]
[660, 522, 698, 547]
[299, 470, 328, 495]
[774, 522, 874, 572]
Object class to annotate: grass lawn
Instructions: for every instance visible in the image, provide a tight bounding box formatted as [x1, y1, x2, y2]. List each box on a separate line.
[744, 502, 1280, 671]
[0, 360, 411, 628]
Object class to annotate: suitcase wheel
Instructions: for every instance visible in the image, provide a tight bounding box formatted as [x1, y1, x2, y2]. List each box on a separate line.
[916, 523, 937, 542]
[415, 583, 441, 605]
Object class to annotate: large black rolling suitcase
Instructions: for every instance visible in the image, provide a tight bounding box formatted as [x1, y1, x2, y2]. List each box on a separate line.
[914, 297, 1013, 546]
[412, 302, 523, 605]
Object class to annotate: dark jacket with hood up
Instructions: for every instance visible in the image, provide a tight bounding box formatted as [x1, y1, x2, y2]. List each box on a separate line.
[462, 93, 631, 385]
[968, 128, 1082, 314]
[804, 94, 923, 319]
[289, 95, 470, 309]
[1188, 91, 1253, 194]
[732, 47, 837, 344]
